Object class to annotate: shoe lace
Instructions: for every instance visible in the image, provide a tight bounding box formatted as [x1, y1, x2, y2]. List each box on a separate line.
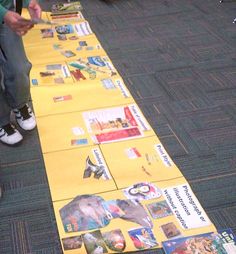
[1, 124, 15, 135]
[19, 105, 31, 120]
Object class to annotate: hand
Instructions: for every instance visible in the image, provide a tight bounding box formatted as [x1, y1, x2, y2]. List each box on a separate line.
[3, 11, 33, 36]
[28, 0, 41, 20]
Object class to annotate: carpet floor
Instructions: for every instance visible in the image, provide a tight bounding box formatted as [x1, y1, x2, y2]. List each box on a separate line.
[0, 0, 236, 253]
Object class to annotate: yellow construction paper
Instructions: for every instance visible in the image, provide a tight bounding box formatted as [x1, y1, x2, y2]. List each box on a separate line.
[25, 35, 105, 65]
[23, 26, 56, 47]
[100, 136, 183, 188]
[43, 146, 116, 201]
[53, 177, 216, 253]
[22, 7, 218, 254]
[23, 20, 95, 47]
[36, 104, 156, 153]
[30, 62, 74, 86]
[43, 135, 183, 200]
[31, 78, 133, 117]
[67, 55, 119, 81]
[30, 54, 119, 86]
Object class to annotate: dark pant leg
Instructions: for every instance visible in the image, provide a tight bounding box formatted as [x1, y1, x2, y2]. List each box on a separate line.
[0, 24, 32, 126]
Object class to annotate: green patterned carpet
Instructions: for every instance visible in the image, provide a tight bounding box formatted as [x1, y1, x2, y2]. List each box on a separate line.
[0, 0, 236, 253]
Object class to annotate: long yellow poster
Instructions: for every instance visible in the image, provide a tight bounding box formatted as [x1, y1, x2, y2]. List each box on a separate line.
[23, 4, 217, 254]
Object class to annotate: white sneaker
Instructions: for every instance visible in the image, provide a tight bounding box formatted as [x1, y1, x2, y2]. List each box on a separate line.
[13, 104, 36, 131]
[0, 124, 23, 146]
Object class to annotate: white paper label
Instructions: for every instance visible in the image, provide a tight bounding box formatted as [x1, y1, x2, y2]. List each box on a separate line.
[61, 65, 70, 78]
[129, 104, 150, 131]
[163, 184, 211, 229]
[154, 143, 173, 167]
[92, 148, 111, 180]
[74, 22, 92, 36]
[115, 79, 130, 98]
[72, 127, 84, 136]
[125, 147, 141, 159]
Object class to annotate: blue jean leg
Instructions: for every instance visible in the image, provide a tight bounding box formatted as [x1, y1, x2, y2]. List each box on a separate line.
[0, 24, 32, 126]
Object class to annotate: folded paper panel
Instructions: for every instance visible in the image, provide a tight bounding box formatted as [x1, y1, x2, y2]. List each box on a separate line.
[24, 20, 94, 47]
[36, 104, 155, 153]
[52, 177, 215, 253]
[30, 62, 74, 86]
[31, 79, 133, 117]
[25, 35, 105, 65]
[100, 136, 183, 188]
[43, 146, 116, 201]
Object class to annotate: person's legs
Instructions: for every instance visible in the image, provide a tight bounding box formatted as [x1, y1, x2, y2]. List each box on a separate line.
[0, 24, 32, 111]
[0, 24, 35, 145]
[0, 76, 11, 127]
